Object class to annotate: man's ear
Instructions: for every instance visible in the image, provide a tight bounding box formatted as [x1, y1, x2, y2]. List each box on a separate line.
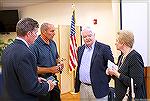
[44, 30, 47, 34]
[26, 31, 31, 37]
[41, 30, 46, 34]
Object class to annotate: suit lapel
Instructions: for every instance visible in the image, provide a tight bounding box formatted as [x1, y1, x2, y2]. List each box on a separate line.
[78, 45, 85, 64]
[91, 42, 98, 66]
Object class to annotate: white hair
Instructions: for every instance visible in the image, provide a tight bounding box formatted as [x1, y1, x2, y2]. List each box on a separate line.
[81, 26, 95, 36]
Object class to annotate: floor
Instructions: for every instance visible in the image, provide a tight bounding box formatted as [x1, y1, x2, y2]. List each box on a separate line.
[60, 79, 114, 101]
[61, 92, 80, 101]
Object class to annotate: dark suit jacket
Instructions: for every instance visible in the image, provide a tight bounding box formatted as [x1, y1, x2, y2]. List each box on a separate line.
[2, 39, 49, 101]
[115, 50, 147, 101]
[75, 41, 114, 98]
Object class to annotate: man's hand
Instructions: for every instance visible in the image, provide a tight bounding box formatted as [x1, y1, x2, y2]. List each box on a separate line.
[56, 58, 65, 73]
[58, 61, 64, 72]
[47, 80, 55, 91]
[38, 77, 47, 83]
[49, 66, 60, 73]
[107, 68, 120, 78]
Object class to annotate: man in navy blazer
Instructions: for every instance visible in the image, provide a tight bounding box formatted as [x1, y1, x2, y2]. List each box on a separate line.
[1, 18, 55, 101]
[75, 27, 114, 101]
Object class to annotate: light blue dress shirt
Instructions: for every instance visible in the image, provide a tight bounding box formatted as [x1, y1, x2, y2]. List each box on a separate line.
[79, 41, 95, 84]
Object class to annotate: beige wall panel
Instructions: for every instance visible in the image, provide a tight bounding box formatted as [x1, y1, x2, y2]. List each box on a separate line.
[53, 28, 61, 87]
[53, 28, 59, 52]
[58, 25, 80, 94]
[59, 25, 71, 94]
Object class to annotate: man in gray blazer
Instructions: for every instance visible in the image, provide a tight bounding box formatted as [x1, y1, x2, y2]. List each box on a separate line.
[1, 18, 55, 101]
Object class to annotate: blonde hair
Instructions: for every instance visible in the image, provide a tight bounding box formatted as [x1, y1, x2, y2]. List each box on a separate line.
[117, 30, 134, 48]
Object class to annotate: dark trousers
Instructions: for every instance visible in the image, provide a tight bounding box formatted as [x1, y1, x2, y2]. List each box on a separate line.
[38, 85, 61, 101]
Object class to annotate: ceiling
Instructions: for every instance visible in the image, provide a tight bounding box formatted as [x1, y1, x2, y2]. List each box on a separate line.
[0, 0, 56, 9]
[0, 0, 112, 9]
[1, 0, 148, 10]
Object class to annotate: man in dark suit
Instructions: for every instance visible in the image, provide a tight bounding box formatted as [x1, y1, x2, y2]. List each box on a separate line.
[1, 18, 55, 101]
[75, 27, 114, 101]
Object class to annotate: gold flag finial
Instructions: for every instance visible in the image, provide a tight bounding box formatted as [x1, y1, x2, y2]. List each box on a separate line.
[72, 3, 75, 10]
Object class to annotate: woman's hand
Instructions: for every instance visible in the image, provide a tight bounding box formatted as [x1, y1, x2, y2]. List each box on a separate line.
[106, 68, 120, 78]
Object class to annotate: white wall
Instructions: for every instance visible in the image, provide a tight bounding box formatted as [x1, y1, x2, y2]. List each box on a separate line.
[112, 1, 121, 63]
[122, 1, 149, 66]
[19, 2, 118, 59]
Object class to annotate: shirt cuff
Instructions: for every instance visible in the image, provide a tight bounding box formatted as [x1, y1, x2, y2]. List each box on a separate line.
[47, 81, 51, 92]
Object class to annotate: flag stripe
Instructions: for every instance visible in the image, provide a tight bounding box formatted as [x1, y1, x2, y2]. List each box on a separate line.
[69, 10, 77, 71]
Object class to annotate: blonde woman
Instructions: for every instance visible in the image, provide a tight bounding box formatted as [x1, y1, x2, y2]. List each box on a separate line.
[107, 30, 146, 101]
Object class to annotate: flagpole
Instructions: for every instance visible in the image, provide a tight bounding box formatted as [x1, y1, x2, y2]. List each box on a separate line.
[70, 69, 78, 94]
[69, 3, 78, 95]
[72, 3, 75, 94]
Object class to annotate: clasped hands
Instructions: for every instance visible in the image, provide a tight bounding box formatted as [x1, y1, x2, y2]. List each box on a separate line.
[106, 66, 120, 78]
[50, 62, 64, 73]
[38, 77, 55, 91]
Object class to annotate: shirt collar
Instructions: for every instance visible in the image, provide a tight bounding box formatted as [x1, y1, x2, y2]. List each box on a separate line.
[122, 48, 133, 61]
[36, 35, 50, 46]
[16, 36, 29, 47]
[85, 40, 96, 50]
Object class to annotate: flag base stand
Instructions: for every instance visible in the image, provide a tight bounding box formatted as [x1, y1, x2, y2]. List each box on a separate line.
[70, 89, 78, 95]
[70, 91, 78, 95]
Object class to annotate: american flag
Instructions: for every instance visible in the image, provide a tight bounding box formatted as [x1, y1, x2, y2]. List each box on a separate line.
[69, 10, 77, 71]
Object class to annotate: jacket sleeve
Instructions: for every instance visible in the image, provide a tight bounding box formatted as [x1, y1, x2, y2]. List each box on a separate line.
[103, 45, 114, 82]
[74, 46, 81, 93]
[15, 51, 49, 95]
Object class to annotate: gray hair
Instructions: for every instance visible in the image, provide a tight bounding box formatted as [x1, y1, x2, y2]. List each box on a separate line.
[40, 23, 50, 33]
[81, 26, 95, 36]
[16, 18, 39, 36]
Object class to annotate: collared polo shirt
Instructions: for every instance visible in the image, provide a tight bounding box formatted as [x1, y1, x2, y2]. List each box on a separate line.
[30, 35, 58, 67]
